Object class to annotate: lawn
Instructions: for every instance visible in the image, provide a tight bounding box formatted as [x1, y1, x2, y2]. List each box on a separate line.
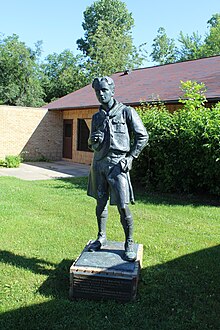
[0, 176, 219, 330]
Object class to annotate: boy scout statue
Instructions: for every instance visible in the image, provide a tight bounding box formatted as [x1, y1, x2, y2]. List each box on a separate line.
[87, 76, 148, 261]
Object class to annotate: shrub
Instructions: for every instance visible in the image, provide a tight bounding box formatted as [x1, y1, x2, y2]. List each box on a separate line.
[4, 155, 22, 168]
[0, 159, 6, 167]
[133, 101, 220, 196]
[179, 80, 207, 110]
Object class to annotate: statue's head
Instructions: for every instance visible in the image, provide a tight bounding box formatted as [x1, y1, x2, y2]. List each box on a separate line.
[92, 76, 115, 93]
[92, 76, 115, 106]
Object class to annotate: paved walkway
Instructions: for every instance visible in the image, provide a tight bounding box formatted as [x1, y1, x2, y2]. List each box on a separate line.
[0, 161, 90, 180]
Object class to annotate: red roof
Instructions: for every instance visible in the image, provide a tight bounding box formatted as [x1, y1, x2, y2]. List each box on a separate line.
[44, 56, 220, 110]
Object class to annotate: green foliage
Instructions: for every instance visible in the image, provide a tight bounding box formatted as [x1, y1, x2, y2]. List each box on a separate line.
[151, 27, 177, 65]
[150, 13, 220, 64]
[41, 50, 89, 103]
[0, 34, 45, 107]
[3, 155, 22, 168]
[133, 84, 220, 196]
[177, 31, 204, 61]
[77, 0, 145, 76]
[202, 13, 220, 56]
[86, 20, 142, 77]
[0, 159, 6, 167]
[77, 0, 134, 56]
[179, 80, 207, 110]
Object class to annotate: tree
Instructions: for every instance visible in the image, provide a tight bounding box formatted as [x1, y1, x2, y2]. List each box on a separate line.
[177, 14, 220, 60]
[76, 0, 144, 75]
[150, 27, 177, 65]
[77, 0, 134, 55]
[177, 31, 204, 61]
[150, 13, 220, 65]
[0, 34, 44, 106]
[41, 50, 89, 103]
[85, 19, 144, 77]
[202, 13, 220, 56]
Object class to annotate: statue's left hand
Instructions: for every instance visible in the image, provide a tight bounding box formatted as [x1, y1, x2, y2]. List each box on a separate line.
[120, 155, 134, 172]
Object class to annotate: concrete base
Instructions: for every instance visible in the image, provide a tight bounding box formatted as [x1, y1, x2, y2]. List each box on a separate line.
[69, 240, 143, 302]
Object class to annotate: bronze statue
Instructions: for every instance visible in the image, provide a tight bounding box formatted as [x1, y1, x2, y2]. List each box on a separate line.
[87, 76, 148, 261]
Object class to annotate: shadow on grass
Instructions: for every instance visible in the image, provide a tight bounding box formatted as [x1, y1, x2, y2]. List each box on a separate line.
[0, 251, 57, 276]
[0, 250, 72, 299]
[1, 245, 219, 329]
[134, 189, 220, 207]
[132, 177, 220, 207]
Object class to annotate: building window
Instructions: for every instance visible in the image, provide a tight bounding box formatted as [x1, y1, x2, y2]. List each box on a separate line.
[77, 118, 92, 152]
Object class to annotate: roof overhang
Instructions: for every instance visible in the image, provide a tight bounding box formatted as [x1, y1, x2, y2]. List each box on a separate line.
[48, 97, 220, 111]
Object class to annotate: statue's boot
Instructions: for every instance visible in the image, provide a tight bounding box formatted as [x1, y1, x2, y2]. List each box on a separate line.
[89, 232, 107, 252]
[89, 205, 107, 252]
[124, 237, 136, 262]
[120, 214, 136, 262]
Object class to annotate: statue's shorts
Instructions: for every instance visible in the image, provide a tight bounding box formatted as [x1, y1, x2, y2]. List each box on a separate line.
[87, 152, 134, 208]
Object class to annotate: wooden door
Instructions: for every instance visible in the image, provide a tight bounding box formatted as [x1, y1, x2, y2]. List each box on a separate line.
[63, 120, 73, 159]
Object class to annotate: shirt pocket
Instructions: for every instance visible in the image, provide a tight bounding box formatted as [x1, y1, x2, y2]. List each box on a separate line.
[112, 119, 126, 133]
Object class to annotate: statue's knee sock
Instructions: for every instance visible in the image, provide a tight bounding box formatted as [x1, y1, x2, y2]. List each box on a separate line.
[96, 202, 108, 241]
[118, 205, 134, 242]
[118, 205, 136, 261]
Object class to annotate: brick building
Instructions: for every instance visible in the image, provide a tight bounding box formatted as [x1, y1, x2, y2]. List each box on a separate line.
[0, 105, 63, 161]
[44, 56, 220, 165]
[1, 56, 220, 164]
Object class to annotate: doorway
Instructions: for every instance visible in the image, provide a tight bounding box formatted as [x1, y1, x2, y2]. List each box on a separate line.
[63, 120, 73, 159]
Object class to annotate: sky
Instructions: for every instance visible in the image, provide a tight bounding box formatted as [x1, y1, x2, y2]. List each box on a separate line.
[1, 0, 219, 67]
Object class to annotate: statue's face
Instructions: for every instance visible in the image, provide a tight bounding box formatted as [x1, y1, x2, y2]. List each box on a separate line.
[94, 81, 114, 105]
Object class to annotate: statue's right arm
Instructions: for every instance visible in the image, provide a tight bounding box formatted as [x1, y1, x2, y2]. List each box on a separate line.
[88, 115, 104, 151]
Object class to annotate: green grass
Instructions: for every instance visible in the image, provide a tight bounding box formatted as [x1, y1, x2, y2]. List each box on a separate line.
[0, 176, 219, 330]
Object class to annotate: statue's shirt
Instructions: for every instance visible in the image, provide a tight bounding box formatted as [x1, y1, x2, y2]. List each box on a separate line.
[89, 100, 148, 160]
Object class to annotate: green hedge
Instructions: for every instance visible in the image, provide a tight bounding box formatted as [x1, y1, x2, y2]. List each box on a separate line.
[133, 102, 220, 196]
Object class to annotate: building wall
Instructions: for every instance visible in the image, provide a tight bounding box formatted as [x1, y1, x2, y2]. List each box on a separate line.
[4, 101, 215, 166]
[63, 108, 96, 165]
[61, 104, 183, 165]
[0, 105, 63, 161]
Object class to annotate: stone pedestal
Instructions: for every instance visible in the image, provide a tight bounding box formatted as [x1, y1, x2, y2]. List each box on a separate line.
[69, 240, 143, 302]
